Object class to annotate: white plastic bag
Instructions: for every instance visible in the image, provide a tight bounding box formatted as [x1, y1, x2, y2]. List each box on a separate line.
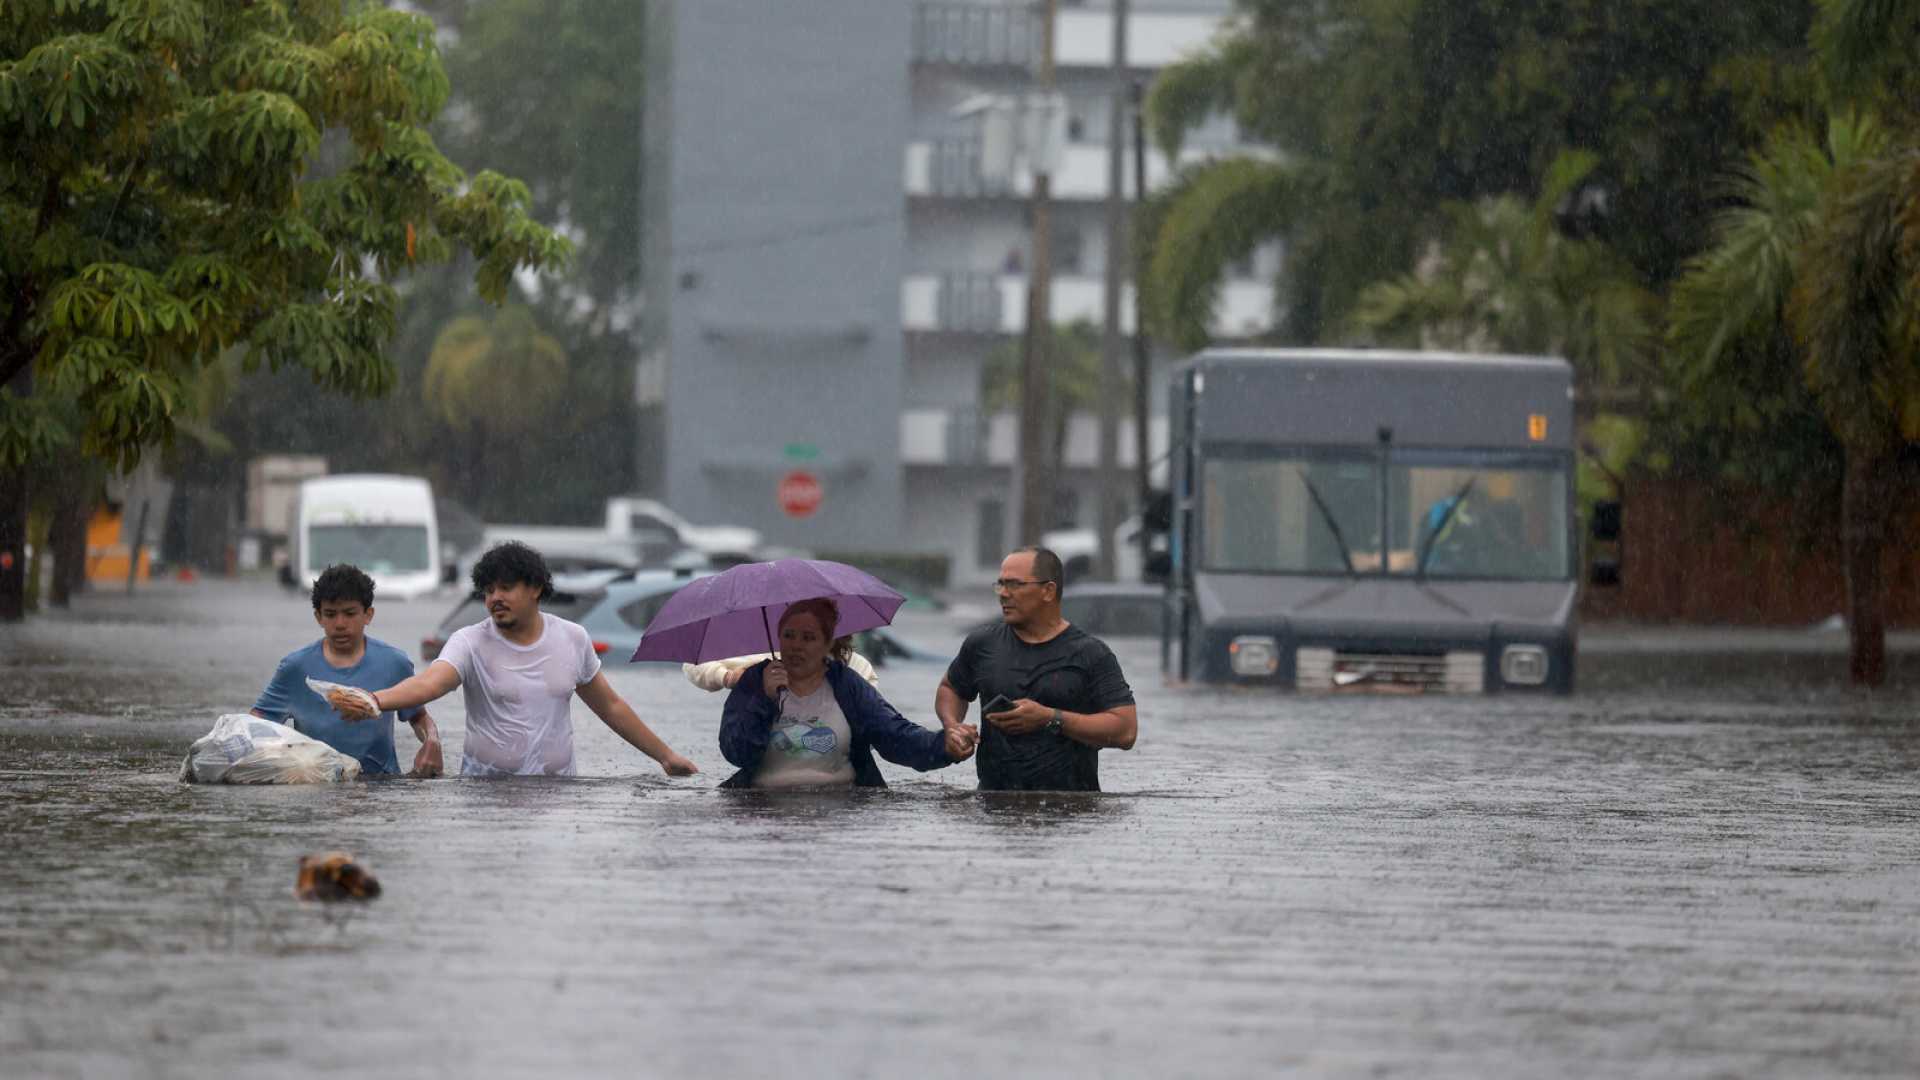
[178, 714, 362, 784]
[304, 677, 378, 720]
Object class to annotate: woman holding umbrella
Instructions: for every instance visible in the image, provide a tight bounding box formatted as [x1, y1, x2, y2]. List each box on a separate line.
[719, 598, 975, 788]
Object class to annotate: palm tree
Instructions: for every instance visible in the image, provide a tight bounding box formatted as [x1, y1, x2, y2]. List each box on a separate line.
[1668, 113, 1918, 685]
[424, 305, 567, 512]
[980, 321, 1133, 528]
[1350, 151, 1657, 398]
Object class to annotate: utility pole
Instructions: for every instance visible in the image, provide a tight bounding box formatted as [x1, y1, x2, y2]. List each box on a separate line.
[1017, 0, 1058, 545]
[1095, 0, 1129, 581]
[1130, 79, 1153, 576]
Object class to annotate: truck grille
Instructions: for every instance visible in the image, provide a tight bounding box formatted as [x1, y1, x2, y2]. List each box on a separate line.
[1296, 647, 1484, 693]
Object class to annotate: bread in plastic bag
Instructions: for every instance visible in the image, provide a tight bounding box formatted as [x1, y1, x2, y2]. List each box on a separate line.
[179, 714, 362, 784]
[304, 676, 378, 720]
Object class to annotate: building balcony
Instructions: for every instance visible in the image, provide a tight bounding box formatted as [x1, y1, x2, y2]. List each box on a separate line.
[900, 405, 1170, 471]
[912, 3, 1040, 68]
[901, 270, 1274, 338]
[905, 138, 1244, 201]
[901, 406, 1015, 466]
[912, 4, 1226, 71]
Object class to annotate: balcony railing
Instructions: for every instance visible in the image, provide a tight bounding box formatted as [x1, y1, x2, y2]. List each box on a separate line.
[902, 272, 1275, 338]
[913, 3, 1039, 68]
[938, 271, 1004, 333]
[906, 141, 1273, 201]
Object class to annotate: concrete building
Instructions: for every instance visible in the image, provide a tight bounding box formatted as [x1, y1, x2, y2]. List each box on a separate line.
[641, 0, 1277, 584]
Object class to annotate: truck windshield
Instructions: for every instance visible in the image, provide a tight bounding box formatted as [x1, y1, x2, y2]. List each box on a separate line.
[1201, 452, 1569, 580]
[310, 524, 431, 574]
[1202, 455, 1377, 575]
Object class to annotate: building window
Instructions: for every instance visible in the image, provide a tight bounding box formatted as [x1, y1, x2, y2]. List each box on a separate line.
[1053, 226, 1084, 275]
[977, 499, 1005, 568]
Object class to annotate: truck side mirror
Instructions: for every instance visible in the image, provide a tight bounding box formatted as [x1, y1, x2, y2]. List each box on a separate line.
[1589, 500, 1621, 542]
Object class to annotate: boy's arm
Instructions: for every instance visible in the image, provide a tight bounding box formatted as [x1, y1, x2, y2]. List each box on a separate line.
[575, 671, 698, 776]
[250, 658, 296, 721]
[407, 708, 444, 777]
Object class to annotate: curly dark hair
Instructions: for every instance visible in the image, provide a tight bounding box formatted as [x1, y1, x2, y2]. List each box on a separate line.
[470, 541, 554, 601]
[311, 564, 375, 611]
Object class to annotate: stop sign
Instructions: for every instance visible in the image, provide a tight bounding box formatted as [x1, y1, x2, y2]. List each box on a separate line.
[777, 470, 823, 518]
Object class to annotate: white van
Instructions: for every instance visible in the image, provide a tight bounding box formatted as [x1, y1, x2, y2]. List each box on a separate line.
[282, 474, 442, 600]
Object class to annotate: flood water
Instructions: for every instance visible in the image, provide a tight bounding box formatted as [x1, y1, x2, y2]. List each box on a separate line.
[4, 579, 1920, 1078]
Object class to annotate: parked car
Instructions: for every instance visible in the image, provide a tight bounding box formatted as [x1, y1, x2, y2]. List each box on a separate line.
[421, 569, 947, 670]
[420, 569, 713, 664]
[449, 531, 707, 591]
[1060, 582, 1164, 638]
[850, 626, 949, 668]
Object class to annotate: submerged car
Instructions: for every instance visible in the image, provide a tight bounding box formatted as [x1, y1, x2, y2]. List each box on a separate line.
[1060, 582, 1164, 638]
[420, 568, 941, 669]
[421, 569, 712, 664]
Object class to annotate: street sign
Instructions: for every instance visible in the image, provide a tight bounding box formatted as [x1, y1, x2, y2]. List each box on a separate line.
[777, 470, 823, 518]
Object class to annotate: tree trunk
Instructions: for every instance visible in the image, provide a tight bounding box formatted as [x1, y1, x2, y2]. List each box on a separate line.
[0, 369, 28, 622]
[0, 467, 25, 623]
[1841, 445, 1894, 687]
[48, 476, 90, 607]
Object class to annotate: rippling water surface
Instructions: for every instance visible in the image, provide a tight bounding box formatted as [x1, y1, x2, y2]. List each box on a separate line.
[4, 580, 1919, 1078]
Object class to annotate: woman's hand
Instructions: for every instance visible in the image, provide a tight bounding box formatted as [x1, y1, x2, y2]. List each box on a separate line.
[943, 722, 978, 762]
[659, 751, 699, 777]
[762, 661, 789, 700]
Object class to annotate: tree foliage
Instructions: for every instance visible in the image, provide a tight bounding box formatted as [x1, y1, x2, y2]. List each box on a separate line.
[194, 0, 646, 526]
[1349, 151, 1657, 392]
[0, 0, 570, 471]
[1667, 111, 1920, 683]
[1140, 0, 1818, 346]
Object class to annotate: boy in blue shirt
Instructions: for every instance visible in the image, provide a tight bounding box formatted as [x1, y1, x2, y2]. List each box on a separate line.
[251, 564, 444, 777]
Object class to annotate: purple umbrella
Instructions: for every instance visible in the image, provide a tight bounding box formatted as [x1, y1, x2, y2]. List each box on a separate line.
[629, 558, 906, 663]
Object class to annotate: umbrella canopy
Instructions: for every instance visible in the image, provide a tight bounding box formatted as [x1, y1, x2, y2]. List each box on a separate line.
[628, 558, 906, 664]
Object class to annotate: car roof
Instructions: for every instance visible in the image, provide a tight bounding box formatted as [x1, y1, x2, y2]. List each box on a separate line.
[600, 569, 714, 597]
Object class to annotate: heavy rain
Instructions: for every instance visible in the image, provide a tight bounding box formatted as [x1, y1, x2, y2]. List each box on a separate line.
[4, 1, 1920, 1077]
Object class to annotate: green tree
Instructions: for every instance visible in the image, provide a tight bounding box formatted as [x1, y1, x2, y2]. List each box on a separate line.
[1667, 113, 1919, 685]
[1350, 151, 1657, 396]
[423, 304, 566, 515]
[202, 0, 648, 527]
[982, 321, 1127, 528]
[1139, 0, 1816, 348]
[0, 0, 569, 618]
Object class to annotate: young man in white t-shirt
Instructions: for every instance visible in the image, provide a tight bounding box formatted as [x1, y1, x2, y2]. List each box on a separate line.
[348, 542, 699, 778]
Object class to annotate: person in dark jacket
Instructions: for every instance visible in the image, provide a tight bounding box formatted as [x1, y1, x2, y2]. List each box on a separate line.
[719, 598, 975, 788]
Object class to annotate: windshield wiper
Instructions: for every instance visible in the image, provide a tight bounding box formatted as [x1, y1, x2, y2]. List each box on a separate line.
[1296, 470, 1356, 576]
[1416, 477, 1477, 578]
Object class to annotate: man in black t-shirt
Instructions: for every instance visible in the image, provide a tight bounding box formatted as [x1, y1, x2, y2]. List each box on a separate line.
[936, 546, 1137, 791]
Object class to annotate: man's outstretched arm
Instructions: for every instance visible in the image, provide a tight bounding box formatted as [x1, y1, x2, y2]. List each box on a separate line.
[575, 671, 698, 777]
[356, 660, 462, 717]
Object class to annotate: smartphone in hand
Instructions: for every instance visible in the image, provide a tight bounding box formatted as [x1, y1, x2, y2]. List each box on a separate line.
[981, 693, 1014, 717]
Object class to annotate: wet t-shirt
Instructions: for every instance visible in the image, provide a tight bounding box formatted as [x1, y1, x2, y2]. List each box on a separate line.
[945, 621, 1134, 791]
[435, 613, 601, 777]
[753, 682, 855, 788]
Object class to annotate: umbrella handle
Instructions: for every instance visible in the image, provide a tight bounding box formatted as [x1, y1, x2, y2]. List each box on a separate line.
[762, 606, 779, 663]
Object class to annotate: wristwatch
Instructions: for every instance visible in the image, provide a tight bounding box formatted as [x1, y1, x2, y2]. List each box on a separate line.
[1044, 708, 1064, 735]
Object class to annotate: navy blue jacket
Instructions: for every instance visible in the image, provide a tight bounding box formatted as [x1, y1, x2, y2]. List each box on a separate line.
[719, 659, 954, 787]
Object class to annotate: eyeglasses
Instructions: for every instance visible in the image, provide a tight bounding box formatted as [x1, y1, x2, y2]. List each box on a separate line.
[992, 579, 1049, 593]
